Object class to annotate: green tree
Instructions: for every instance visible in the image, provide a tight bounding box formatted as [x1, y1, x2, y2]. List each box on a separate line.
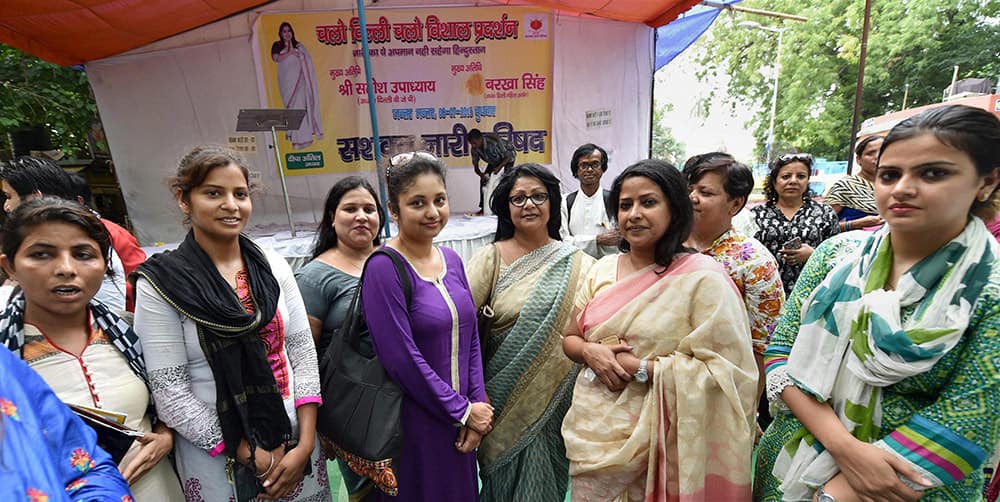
[651, 101, 686, 165]
[0, 44, 98, 159]
[698, 0, 1000, 160]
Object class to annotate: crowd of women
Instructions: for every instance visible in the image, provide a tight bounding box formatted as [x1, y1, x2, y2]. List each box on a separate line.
[0, 103, 998, 502]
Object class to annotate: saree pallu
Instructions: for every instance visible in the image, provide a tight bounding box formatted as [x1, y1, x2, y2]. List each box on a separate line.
[468, 242, 591, 502]
[561, 254, 759, 502]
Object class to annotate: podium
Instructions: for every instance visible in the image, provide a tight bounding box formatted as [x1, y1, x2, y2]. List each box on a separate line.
[236, 108, 306, 237]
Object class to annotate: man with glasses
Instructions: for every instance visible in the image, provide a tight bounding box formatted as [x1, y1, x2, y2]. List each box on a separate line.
[560, 143, 620, 257]
[467, 128, 517, 216]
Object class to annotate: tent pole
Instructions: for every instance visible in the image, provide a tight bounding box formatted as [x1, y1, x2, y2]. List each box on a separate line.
[649, 29, 657, 159]
[357, 0, 392, 239]
[271, 125, 297, 237]
[845, 0, 872, 176]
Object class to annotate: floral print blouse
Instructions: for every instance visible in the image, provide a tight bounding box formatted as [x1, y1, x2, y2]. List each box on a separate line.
[751, 199, 839, 294]
[702, 229, 785, 354]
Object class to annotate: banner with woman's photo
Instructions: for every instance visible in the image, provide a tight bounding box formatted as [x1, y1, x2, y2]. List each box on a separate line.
[253, 7, 553, 176]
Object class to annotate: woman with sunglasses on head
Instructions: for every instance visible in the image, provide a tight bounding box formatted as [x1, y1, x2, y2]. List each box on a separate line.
[0, 197, 183, 500]
[562, 160, 758, 501]
[754, 104, 1000, 502]
[295, 176, 383, 499]
[466, 164, 595, 502]
[825, 136, 887, 232]
[752, 152, 839, 294]
[132, 146, 328, 501]
[360, 151, 490, 501]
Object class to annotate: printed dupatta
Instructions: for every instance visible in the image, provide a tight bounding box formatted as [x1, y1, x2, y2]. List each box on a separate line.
[562, 254, 758, 502]
[774, 219, 996, 500]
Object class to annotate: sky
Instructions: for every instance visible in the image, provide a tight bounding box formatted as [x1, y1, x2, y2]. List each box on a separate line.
[653, 30, 763, 165]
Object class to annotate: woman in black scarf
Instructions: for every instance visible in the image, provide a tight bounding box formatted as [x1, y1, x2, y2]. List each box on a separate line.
[132, 145, 328, 501]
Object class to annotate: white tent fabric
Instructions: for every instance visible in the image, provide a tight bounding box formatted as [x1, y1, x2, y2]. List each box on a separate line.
[86, 0, 652, 245]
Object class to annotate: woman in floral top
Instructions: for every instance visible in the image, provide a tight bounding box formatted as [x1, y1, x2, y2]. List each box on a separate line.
[751, 153, 839, 294]
[684, 152, 785, 428]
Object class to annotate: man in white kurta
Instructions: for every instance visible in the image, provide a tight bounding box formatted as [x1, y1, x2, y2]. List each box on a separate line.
[559, 143, 620, 258]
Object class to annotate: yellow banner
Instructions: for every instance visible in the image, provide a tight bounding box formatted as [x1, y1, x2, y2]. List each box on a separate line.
[254, 7, 553, 176]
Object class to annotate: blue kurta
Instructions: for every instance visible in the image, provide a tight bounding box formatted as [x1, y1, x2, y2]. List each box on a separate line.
[362, 246, 487, 501]
[0, 345, 133, 501]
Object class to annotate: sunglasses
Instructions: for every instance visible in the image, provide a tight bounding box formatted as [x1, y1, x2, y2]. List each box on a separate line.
[389, 151, 438, 167]
[777, 153, 814, 165]
[509, 193, 550, 207]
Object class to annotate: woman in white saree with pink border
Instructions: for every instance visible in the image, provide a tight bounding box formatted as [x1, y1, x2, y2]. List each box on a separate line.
[561, 160, 759, 502]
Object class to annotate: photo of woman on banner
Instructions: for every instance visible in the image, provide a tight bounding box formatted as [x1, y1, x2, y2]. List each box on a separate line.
[271, 22, 324, 150]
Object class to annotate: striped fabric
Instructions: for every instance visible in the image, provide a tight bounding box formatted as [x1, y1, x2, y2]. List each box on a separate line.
[763, 346, 790, 375]
[880, 414, 988, 485]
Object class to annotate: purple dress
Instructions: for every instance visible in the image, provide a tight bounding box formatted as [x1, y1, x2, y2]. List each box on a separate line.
[361, 246, 486, 501]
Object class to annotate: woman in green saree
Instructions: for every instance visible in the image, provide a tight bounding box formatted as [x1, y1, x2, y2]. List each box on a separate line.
[467, 163, 595, 502]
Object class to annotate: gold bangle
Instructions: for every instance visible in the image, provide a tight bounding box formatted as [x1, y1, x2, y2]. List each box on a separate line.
[254, 451, 275, 479]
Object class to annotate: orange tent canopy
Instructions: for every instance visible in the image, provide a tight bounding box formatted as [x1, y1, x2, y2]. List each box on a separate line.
[0, 0, 700, 66]
[0, 0, 272, 66]
[512, 0, 703, 27]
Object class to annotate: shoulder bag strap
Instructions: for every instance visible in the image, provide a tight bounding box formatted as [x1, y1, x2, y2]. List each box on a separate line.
[566, 191, 578, 225]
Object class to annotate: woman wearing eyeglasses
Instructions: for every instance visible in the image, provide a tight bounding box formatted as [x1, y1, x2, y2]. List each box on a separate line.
[361, 151, 491, 501]
[751, 153, 839, 294]
[466, 164, 595, 502]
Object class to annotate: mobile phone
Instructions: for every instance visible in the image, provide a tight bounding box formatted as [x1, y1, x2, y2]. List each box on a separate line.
[782, 237, 802, 250]
[598, 335, 624, 346]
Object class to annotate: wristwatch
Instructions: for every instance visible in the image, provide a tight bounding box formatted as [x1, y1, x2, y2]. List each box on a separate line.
[815, 486, 836, 502]
[634, 360, 649, 383]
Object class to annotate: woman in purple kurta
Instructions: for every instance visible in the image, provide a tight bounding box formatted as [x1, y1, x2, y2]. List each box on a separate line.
[360, 151, 490, 501]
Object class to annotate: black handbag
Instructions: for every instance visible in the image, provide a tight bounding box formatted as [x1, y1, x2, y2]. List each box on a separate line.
[317, 249, 411, 494]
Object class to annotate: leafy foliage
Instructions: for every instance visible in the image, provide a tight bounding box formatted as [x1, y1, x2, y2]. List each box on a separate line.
[651, 101, 686, 165]
[0, 44, 97, 158]
[698, 0, 1000, 160]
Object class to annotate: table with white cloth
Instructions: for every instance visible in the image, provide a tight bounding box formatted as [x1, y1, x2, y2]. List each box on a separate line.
[141, 215, 498, 271]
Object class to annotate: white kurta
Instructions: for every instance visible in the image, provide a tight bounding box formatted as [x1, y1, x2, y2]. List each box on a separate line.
[560, 190, 619, 258]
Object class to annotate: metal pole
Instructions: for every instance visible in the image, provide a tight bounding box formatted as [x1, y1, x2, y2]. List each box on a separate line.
[700, 1, 808, 22]
[948, 65, 959, 99]
[271, 125, 297, 237]
[902, 83, 909, 110]
[765, 29, 783, 163]
[649, 30, 657, 159]
[845, 0, 872, 176]
[357, 0, 391, 239]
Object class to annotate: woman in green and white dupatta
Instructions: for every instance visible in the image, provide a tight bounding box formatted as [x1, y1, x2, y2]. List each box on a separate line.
[467, 164, 595, 502]
[756, 104, 1000, 502]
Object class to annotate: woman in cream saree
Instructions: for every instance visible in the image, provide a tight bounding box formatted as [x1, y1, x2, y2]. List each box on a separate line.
[272, 22, 323, 150]
[468, 164, 594, 501]
[562, 160, 759, 502]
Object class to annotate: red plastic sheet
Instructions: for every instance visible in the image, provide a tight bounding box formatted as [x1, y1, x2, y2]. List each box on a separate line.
[0, 0, 699, 66]
[0, 0, 271, 66]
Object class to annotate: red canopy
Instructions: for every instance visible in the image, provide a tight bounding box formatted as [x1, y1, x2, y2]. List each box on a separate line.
[512, 0, 703, 27]
[0, 0, 700, 66]
[0, 0, 271, 66]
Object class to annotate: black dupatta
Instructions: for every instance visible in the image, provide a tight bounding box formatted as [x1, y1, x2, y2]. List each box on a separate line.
[133, 231, 291, 459]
